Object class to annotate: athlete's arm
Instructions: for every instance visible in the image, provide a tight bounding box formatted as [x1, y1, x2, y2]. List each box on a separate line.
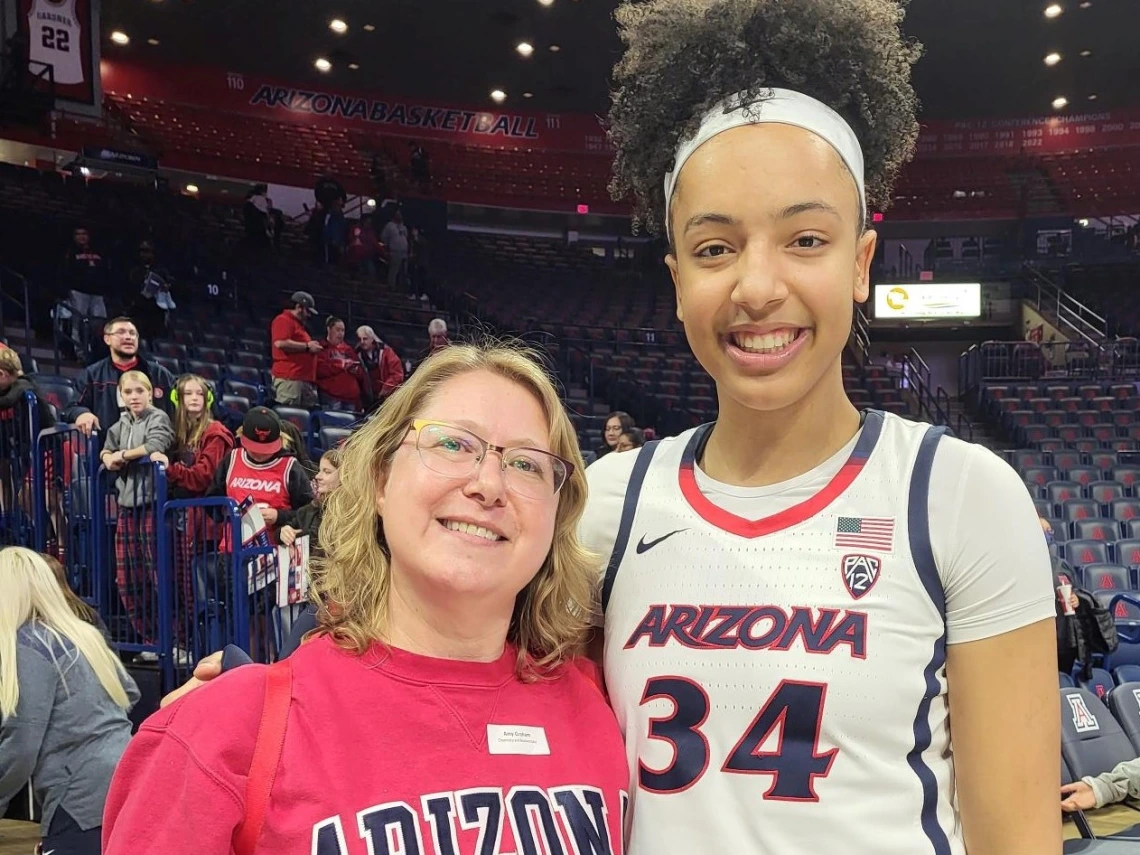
[931, 440, 1060, 854]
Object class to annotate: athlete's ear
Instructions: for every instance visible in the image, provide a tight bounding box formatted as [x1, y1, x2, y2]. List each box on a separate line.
[852, 229, 877, 305]
[665, 250, 683, 322]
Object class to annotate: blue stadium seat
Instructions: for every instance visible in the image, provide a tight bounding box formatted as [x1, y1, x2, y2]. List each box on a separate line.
[1072, 519, 1120, 543]
[1023, 466, 1057, 488]
[1107, 683, 1140, 754]
[153, 356, 181, 377]
[1080, 667, 1116, 701]
[231, 351, 265, 369]
[1090, 481, 1126, 505]
[1065, 539, 1111, 568]
[1110, 500, 1140, 524]
[1047, 481, 1082, 506]
[1050, 519, 1069, 543]
[1116, 539, 1140, 569]
[1053, 450, 1084, 472]
[1012, 450, 1046, 469]
[1091, 451, 1120, 473]
[274, 407, 312, 439]
[1113, 666, 1140, 687]
[226, 364, 262, 385]
[1112, 467, 1140, 491]
[185, 359, 221, 382]
[1096, 591, 1140, 629]
[224, 379, 261, 403]
[33, 377, 77, 413]
[1063, 499, 1101, 522]
[221, 394, 250, 418]
[319, 426, 352, 451]
[1083, 563, 1132, 592]
[314, 410, 358, 431]
[1067, 465, 1101, 487]
[195, 346, 227, 364]
[1061, 687, 1136, 780]
[1061, 672, 1077, 688]
[154, 341, 188, 360]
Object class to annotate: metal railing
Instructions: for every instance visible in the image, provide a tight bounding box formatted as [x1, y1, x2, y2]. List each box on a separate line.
[0, 265, 33, 353]
[1023, 262, 1108, 345]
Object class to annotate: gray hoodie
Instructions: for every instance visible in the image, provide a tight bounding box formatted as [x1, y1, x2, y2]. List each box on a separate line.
[103, 406, 173, 506]
[0, 621, 140, 834]
[1085, 759, 1140, 808]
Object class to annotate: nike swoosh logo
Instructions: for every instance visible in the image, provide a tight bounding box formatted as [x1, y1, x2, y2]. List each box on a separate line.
[636, 529, 687, 554]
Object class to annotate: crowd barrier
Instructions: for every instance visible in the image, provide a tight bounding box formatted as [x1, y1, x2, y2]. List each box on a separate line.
[0, 395, 300, 692]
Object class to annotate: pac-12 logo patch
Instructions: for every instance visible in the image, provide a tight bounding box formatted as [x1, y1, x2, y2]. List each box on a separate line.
[841, 554, 881, 600]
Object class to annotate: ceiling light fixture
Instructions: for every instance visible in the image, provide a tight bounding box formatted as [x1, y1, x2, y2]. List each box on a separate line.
[363, 24, 375, 32]
[1044, 3, 1063, 17]
[314, 57, 332, 72]
[522, 92, 534, 99]
[185, 184, 199, 194]
[1079, 1, 1091, 7]
[110, 31, 130, 45]
[366, 198, 376, 208]
[538, 0, 554, 6]
[1044, 52, 1062, 66]
[548, 44, 561, 52]
[1088, 93, 1098, 100]
[1080, 49, 1093, 57]
[348, 62, 360, 70]
[516, 41, 534, 57]
[146, 37, 159, 46]
[1052, 96, 1069, 109]
[490, 89, 507, 103]
[329, 19, 348, 34]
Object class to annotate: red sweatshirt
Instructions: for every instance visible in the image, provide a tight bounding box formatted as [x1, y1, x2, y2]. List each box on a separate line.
[103, 635, 629, 854]
[165, 420, 235, 496]
[316, 340, 363, 409]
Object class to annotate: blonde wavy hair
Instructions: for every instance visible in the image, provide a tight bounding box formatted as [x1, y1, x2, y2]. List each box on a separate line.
[313, 341, 595, 678]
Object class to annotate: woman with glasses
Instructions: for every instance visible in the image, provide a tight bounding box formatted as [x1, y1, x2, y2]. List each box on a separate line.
[101, 343, 629, 855]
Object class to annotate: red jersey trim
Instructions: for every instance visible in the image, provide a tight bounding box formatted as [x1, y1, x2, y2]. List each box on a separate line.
[677, 410, 884, 539]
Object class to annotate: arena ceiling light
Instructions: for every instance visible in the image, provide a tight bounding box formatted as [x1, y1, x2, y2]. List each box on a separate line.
[1052, 96, 1069, 109]
[314, 57, 332, 73]
[348, 62, 360, 70]
[363, 24, 376, 32]
[537, 0, 554, 6]
[1080, 49, 1093, 57]
[1088, 93, 1098, 100]
[185, 184, 199, 194]
[516, 41, 535, 58]
[522, 92, 534, 99]
[490, 89, 507, 104]
[1044, 52, 1062, 66]
[146, 38, 159, 46]
[548, 44, 561, 52]
[110, 31, 130, 45]
[329, 19, 348, 34]
[1044, 3, 1063, 17]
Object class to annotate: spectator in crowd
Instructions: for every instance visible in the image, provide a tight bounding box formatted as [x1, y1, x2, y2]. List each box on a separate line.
[0, 547, 140, 855]
[243, 184, 273, 247]
[0, 346, 56, 430]
[126, 241, 176, 346]
[1062, 757, 1140, 813]
[322, 197, 348, 265]
[165, 375, 234, 500]
[64, 317, 176, 437]
[270, 292, 321, 409]
[58, 226, 110, 356]
[209, 407, 313, 543]
[380, 208, 410, 293]
[100, 370, 174, 658]
[355, 325, 404, 409]
[279, 448, 341, 555]
[278, 419, 318, 479]
[410, 225, 430, 291]
[596, 410, 634, 460]
[345, 216, 380, 277]
[409, 142, 431, 190]
[427, 317, 450, 354]
[615, 426, 645, 452]
[42, 551, 108, 637]
[315, 316, 364, 412]
[101, 344, 627, 855]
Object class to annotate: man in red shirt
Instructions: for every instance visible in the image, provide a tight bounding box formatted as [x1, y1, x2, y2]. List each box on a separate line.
[315, 316, 363, 411]
[270, 292, 321, 408]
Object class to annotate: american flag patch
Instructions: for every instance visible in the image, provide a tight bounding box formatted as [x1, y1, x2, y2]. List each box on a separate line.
[834, 516, 895, 552]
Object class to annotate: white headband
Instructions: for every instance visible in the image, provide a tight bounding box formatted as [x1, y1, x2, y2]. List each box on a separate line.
[664, 88, 866, 234]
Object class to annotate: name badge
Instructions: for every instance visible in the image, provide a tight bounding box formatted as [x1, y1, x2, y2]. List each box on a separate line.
[487, 724, 550, 756]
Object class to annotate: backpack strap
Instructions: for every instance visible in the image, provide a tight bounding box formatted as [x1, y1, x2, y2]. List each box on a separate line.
[233, 658, 293, 855]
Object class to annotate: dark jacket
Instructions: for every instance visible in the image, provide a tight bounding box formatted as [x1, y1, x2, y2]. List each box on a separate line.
[291, 501, 325, 554]
[63, 355, 176, 433]
[0, 376, 57, 431]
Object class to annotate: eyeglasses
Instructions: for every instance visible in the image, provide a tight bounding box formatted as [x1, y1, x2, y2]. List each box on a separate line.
[408, 420, 574, 499]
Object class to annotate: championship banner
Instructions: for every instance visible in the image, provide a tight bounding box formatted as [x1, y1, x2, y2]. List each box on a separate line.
[916, 112, 1140, 157]
[100, 59, 613, 155]
[18, 0, 97, 105]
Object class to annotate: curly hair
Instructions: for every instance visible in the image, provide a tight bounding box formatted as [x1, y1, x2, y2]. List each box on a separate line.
[607, 0, 923, 236]
[312, 340, 597, 679]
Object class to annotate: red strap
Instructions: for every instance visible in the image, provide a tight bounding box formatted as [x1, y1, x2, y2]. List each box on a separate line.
[234, 659, 292, 855]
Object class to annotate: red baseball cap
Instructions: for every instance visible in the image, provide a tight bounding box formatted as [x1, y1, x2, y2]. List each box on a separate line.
[241, 406, 282, 455]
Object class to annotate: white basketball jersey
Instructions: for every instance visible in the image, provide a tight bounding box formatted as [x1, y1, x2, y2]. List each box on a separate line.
[603, 410, 963, 855]
[28, 0, 84, 85]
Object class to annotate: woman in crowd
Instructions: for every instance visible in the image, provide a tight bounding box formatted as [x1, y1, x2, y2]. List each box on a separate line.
[102, 343, 628, 854]
[279, 447, 341, 555]
[315, 316, 364, 412]
[0, 547, 139, 855]
[99, 370, 173, 656]
[356, 324, 404, 409]
[595, 410, 633, 460]
[615, 427, 645, 453]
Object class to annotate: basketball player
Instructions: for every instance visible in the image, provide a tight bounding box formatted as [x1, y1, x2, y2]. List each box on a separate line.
[581, 1, 1060, 852]
[26, 0, 84, 85]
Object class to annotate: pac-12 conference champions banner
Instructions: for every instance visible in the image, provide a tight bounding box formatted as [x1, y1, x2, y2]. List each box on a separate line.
[99, 60, 612, 155]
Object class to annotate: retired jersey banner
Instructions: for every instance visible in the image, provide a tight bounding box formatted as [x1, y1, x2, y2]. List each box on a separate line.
[19, 0, 97, 105]
[100, 59, 612, 154]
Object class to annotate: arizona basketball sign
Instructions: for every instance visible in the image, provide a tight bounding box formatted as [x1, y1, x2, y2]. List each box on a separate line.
[18, 0, 98, 105]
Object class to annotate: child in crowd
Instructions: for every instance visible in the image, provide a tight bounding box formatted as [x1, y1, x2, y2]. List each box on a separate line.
[99, 370, 173, 656]
[279, 448, 341, 555]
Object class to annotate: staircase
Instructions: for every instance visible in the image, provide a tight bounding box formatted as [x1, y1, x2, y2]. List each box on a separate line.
[1006, 163, 1065, 217]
